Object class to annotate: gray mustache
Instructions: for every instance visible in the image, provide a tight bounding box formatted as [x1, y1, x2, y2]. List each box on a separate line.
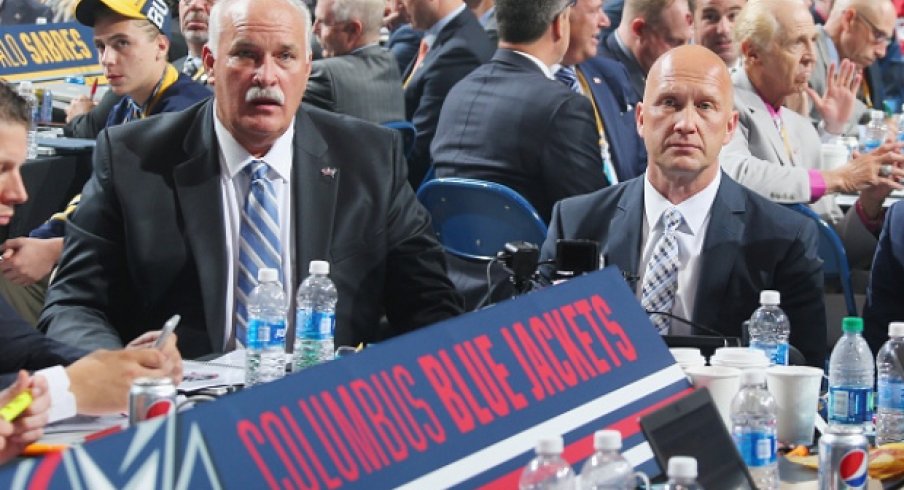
[245, 86, 285, 105]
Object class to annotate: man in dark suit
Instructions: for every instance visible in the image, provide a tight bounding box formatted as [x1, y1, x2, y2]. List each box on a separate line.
[40, 0, 463, 359]
[863, 201, 904, 355]
[0, 0, 52, 24]
[400, 0, 494, 188]
[432, 0, 606, 223]
[541, 45, 826, 367]
[305, 0, 405, 123]
[556, 0, 646, 182]
[597, 0, 692, 99]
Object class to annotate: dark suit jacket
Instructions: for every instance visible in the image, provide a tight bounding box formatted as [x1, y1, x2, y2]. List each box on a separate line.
[402, 9, 494, 188]
[387, 24, 423, 74]
[864, 201, 904, 355]
[63, 90, 122, 140]
[304, 45, 406, 124]
[577, 55, 647, 181]
[39, 101, 463, 359]
[432, 49, 607, 223]
[540, 174, 827, 367]
[0, 297, 85, 388]
[597, 31, 646, 101]
[0, 0, 51, 24]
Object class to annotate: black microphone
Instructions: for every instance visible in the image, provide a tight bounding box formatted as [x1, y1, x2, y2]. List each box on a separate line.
[645, 310, 739, 346]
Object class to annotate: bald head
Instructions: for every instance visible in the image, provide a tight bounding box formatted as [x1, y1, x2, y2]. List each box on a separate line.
[639, 45, 738, 201]
[825, 0, 895, 67]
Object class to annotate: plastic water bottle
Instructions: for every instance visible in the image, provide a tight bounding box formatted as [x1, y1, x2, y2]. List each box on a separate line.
[16, 81, 38, 160]
[662, 456, 701, 490]
[896, 105, 904, 146]
[862, 109, 887, 153]
[519, 436, 576, 490]
[245, 268, 288, 386]
[828, 317, 875, 429]
[579, 430, 633, 489]
[731, 369, 778, 490]
[747, 290, 791, 366]
[293, 260, 337, 371]
[877, 322, 904, 444]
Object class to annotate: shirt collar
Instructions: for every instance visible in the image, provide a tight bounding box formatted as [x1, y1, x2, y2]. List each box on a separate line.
[518, 51, 556, 79]
[820, 26, 840, 66]
[213, 109, 294, 182]
[423, 3, 466, 48]
[643, 171, 722, 237]
[479, 6, 495, 27]
[350, 42, 380, 55]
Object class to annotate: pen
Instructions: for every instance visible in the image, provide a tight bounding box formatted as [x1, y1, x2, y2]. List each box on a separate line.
[153, 314, 181, 349]
[22, 443, 68, 456]
[0, 391, 32, 422]
[89, 78, 98, 100]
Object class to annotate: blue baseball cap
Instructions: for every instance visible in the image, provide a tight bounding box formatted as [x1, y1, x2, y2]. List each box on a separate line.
[74, 0, 172, 35]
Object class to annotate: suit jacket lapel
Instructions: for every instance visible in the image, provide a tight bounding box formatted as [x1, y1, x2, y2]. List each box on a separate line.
[172, 101, 228, 352]
[292, 108, 335, 284]
[606, 179, 644, 288]
[734, 70, 795, 167]
[692, 175, 746, 334]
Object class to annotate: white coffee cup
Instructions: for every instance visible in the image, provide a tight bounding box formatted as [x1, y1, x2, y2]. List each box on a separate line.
[670, 347, 706, 371]
[821, 143, 849, 170]
[710, 347, 770, 371]
[766, 365, 824, 445]
[684, 365, 742, 429]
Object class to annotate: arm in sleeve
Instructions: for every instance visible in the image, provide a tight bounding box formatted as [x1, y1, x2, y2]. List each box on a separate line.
[303, 61, 338, 113]
[863, 203, 904, 355]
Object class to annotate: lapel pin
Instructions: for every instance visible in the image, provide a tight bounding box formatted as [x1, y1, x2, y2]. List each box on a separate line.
[320, 167, 337, 179]
[593, 77, 602, 84]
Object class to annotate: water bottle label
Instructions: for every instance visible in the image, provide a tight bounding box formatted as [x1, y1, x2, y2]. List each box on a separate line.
[863, 139, 882, 152]
[829, 386, 874, 424]
[297, 310, 335, 340]
[878, 380, 904, 412]
[749, 341, 789, 365]
[246, 318, 286, 349]
[733, 431, 776, 467]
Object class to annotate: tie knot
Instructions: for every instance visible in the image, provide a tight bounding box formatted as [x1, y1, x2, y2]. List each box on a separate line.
[555, 66, 576, 84]
[663, 208, 683, 232]
[247, 160, 269, 181]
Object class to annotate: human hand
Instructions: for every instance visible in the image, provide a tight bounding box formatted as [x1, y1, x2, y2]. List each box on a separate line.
[127, 331, 183, 384]
[805, 59, 861, 135]
[66, 342, 182, 416]
[0, 237, 63, 286]
[0, 371, 50, 465]
[824, 142, 904, 194]
[65, 96, 97, 123]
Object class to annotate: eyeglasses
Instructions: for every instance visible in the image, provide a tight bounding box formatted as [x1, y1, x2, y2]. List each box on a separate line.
[855, 12, 890, 46]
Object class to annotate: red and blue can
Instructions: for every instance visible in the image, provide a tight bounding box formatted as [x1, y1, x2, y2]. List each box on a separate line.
[818, 427, 869, 489]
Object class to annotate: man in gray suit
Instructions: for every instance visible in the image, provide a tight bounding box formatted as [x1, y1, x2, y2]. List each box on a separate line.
[721, 0, 904, 268]
[809, 0, 896, 131]
[173, 0, 214, 85]
[305, 0, 405, 123]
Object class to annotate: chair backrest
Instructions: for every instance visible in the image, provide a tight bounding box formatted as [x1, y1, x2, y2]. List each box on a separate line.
[784, 203, 857, 316]
[381, 120, 417, 159]
[416, 178, 548, 260]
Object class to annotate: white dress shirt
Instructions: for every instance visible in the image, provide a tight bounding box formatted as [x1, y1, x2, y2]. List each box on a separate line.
[637, 172, 721, 334]
[215, 113, 296, 348]
[517, 51, 556, 80]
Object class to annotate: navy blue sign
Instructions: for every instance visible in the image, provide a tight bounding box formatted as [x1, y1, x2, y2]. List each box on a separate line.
[0, 22, 99, 81]
[0, 267, 691, 489]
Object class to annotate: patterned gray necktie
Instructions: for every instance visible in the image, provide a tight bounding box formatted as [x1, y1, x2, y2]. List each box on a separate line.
[640, 208, 684, 333]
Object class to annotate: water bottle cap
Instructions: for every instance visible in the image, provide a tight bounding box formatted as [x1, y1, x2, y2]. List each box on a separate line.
[740, 368, 766, 385]
[309, 260, 330, 275]
[889, 322, 904, 337]
[257, 268, 278, 282]
[593, 429, 622, 451]
[535, 436, 563, 455]
[842, 316, 863, 333]
[759, 290, 780, 305]
[667, 456, 697, 479]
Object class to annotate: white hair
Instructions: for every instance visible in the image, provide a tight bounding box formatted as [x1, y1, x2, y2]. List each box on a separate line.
[330, 0, 384, 38]
[208, 0, 313, 56]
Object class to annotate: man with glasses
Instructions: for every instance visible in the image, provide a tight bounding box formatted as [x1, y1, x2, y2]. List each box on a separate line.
[175, 0, 214, 86]
[305, 0, 405, 123]
[810, 0, 896, 131]
[597, 0, 693, 99]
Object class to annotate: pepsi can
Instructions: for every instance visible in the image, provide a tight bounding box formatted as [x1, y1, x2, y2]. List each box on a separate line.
[818, 427, 869, 489]
[128, 377, 177, 426]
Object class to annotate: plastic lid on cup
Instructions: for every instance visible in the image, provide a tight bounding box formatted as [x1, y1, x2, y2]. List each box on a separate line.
[842, 317, 863, 334]
[889, 322, 904, 338]
[257, 268, 278, 282]
[667, 456, 698, 479]
[759, 290, 780, 306]
[740, 369, 766, 386]
[593, 430, 622, 451]
[535, 436, 564, 455]
[710, 347, 769, 369]
[309, 260, 330, 275]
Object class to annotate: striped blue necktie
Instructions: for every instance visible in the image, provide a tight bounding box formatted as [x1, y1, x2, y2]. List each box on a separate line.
[235, 160, 282, 346]
[555, 66, 581, 93]
[640, 208, 683, 334]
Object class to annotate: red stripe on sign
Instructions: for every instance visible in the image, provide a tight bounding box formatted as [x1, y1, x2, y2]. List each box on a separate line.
[27, 451, 63, 490]
[480, 387, 694, 490]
